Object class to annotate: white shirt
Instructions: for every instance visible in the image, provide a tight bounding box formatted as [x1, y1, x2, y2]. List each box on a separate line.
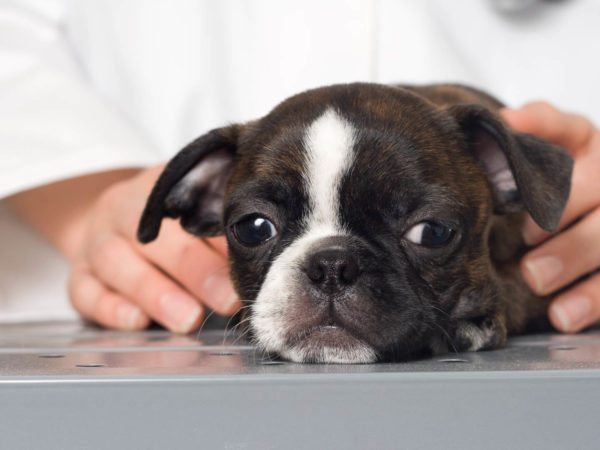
[1, 0, 598, 321]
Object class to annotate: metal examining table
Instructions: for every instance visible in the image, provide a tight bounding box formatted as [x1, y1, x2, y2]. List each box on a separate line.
[1, 321, 600, 449]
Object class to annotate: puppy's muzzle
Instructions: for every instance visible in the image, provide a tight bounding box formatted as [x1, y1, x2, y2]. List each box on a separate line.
[303, 247, 361, 296]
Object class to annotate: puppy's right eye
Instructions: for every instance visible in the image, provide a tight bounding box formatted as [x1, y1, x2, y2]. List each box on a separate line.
[232, 215, 278, 246]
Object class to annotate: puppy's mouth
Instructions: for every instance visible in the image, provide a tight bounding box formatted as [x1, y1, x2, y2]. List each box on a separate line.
[288, 324, 363, 348]
[281, 320, 377, 364]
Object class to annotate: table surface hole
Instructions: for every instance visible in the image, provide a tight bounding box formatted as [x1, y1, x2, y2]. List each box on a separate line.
[146, 336, 169, 342]
[437, 358, 469, 363]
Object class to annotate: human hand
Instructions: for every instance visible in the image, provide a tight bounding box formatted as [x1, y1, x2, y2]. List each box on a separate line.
[69, 165, 241, 332]
[501, 103, 600, 333]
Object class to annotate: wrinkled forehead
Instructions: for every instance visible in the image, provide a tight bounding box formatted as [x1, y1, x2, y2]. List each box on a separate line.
[227, 87, 476, 218]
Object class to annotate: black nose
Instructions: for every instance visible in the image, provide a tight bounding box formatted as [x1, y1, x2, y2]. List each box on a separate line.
[304, 248, 360, 291]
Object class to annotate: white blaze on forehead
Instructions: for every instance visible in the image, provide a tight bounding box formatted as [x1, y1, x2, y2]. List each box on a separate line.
[303, 108, 356, 231]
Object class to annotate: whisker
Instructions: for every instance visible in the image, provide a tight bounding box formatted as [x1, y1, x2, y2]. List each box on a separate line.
[228, 318, 254, 346]
[225, 314, 251, 336]
[221, 304, 253, 345]
[423, 304, 452, 320]
[196, 309, 217, 338]
[429, 320, 459, 355]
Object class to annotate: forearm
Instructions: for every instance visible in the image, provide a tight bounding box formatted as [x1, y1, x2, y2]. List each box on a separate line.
[5, 169, 140, 261]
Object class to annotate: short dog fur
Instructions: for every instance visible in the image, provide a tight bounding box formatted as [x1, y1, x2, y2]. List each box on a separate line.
[137, 83, 573, 363]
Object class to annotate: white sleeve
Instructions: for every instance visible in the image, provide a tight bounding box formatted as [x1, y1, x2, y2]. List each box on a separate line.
[0, 0, 161, 199]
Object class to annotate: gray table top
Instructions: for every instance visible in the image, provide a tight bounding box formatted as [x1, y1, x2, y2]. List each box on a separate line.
[1, 320, 600, 377]
[2, 321, 600, 450]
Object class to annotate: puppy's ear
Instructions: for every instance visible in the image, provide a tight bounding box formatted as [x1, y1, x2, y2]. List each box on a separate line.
[449, 105, 573, 231]
[137, 125, 241, 243]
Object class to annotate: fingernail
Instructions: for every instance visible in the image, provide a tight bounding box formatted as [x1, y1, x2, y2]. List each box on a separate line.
[117, 304, 144, 331]
[550, 295, 591, 332]
[160, 293, 202, 333]
[524, 256, 563, 293]
[202, 270, 240, 314]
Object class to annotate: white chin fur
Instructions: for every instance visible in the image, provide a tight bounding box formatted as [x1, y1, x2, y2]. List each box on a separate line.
[280, 344, 377, 364]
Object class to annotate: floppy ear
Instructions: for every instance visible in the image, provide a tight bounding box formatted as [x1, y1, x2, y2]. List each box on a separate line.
[137, 125, 241, 243]
[449, 105, 574, 231]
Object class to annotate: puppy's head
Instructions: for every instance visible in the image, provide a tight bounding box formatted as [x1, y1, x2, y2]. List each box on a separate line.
[138, 83, 572, 363]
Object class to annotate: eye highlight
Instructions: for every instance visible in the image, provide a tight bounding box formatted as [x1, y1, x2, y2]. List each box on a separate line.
[232, 215, 278, 246]
[404, 221, 455, 248]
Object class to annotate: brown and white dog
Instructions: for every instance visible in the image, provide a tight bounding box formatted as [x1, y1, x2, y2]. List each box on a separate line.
[137, 83, 573, 363]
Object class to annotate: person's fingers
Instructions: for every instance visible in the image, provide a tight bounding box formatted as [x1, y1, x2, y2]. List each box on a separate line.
[99, 175, 237, 315]
[126, 218, 238, 315]
[521, 152, 600, 246]
[144, 228, 239, 315]
[86, 232, 204, 333]
[501, 102, 597, 156]
[94, 171, 238, 315]
[548, 271, 600, 333]
[69, 264, 151, 331]
[521, 208, 600, 296]
[501, 102, 600, 334]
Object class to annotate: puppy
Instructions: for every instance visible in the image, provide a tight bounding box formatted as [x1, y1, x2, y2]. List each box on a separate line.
[137, 83, 573, 363]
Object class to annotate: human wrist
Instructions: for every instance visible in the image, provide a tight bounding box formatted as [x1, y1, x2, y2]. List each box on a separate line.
[5, 169, 140, 260]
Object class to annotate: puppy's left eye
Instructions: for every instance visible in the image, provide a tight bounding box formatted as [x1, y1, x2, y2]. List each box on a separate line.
[232, 215, 278, 246]
[404, 221, 455, 247]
